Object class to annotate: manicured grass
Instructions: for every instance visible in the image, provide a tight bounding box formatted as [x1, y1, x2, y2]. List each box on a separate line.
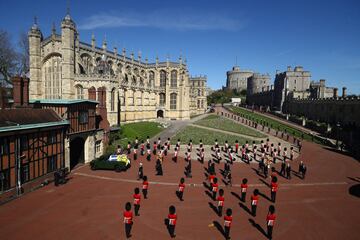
[107, 122, 164, 154]
[193, 114, 266, 138]
[170, 125, 257, 145]
[227, 106, 324, 144]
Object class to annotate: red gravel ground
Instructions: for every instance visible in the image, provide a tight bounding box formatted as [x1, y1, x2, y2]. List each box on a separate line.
[0, 142, 359, 240]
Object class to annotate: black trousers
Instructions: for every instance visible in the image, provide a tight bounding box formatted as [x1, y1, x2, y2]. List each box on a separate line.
[147, 154, 151, 161]
[178, 191, 184, 200]
[224, 226, 231, 239]
[142, 189, 148, 199]
[251, 204, 257, 216]
[134, 204, 140, 216]
[267, 225, 273, 239]
[168, 224, 176, 237]
[271, 191, 276, 202]
[241, 192, 246, 202]
[125, 223, 132, 238]
[212, 191, 217, 200]
[218, 206, 223, 216]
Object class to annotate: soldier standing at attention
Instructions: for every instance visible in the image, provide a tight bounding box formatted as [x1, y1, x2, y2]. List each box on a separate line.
[173, 147, 178, 162]
[123, 202, 133, 239]
[137, 163, 143, 180]
[224, 208, 233, 240]
[142, 176, 149, 199]
[211, 177, 219, 200]
[286, 162, 292, 179]
[240, 178, 248, 202]
[270, 177, 278, 203]
[251, 189, 259, 217]
[153, 141, 157, 155]
[133, 147, 138, 161]
[266, 205, 276, 240]
[167, 205, 177, 238]
[157, 137, 161, 150]
[235, 140, 239, 154]
[217, 188, 225, 216]
[146, 145, 151, 161]
[140, 140, 145, 156]
[178, 177, 185, 201]
[290, 147, 294, 160]
[127, 141, 131, 155]
[133, 188, 141, 216]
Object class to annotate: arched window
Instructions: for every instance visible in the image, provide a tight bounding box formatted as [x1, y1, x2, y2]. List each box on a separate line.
[170, 93, 177, 110]
[159, 93, 165, 106]
[149, 71, 155, 87]
[43, 55, 62, 99]
[110, 88, 115, 111]
[76, 85, 84, 99]
[171, 70, 177, 87]
[160, 70, 166, 87]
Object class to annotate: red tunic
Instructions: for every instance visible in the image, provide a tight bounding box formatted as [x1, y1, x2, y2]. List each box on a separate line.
[217, 196, 225, 207]
[235, 143, 239, 150]
[153, 143, 157, 149]
[209, 175, 215, 183]
[251, 195, 259, 206]
[241, 183, 248, 193]
[168, 213, 177, 225]
[211, 183, 219, 192]
[133, 193, 141, 205]
[224, 215, 233, 227]
[271, 182, 278, 192]
[266, 213, 276, 226]
[123, 210, 133, 224]
[142, 181, 149, 190]
[178, 183, 185, 192]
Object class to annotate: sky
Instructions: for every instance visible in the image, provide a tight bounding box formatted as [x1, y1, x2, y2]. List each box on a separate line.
[1, 0, 360, 94]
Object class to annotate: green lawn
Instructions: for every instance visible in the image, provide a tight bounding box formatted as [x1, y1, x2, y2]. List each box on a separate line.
[170, 125, 258, 145]
[193, 114, 267, 138]
[227, 106, 324, 144]
[107, 122, 164, 154]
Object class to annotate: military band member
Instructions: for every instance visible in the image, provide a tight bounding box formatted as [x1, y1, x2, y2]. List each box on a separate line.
[240, 178, 248, 202]
[133, 147, 138, 161]
[189, 139, 193, 152]
[146, 136, 150, 145]
[133, 188, 141, 216]
[250, 189, 259, 217]
[157, 137, 161, 150]
[142, 175, 149, 199]
[200, 148, 205, 163]
[235, 140, 239, 153]
[217, 188, 225, 216]
[270, 177, 278, 203]
[266, 205, 276, 240]
[167, 205, 177, 238]
[178, 177, 185, 201]
[134, 137, 139, 149]
[280, 160, 286, 176]
[146, 146, 151, 161]
[123, 202, 133, 239]
[224, 208, 233, 240]
[173, 147, 178, 162]
[290, 147, 294, 160]
[211, 177, 219, 200]
[140, 140, 145, 156]
[283, 147, 287, 161]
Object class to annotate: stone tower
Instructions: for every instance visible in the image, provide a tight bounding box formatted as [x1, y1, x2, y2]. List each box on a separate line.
[61, 12, 76, 98]
[28, 18, 42, 99]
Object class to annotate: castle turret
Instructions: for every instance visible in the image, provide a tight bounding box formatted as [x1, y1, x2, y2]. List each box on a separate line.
[28, 17, 42, 99]
[61, 11, 76, 98]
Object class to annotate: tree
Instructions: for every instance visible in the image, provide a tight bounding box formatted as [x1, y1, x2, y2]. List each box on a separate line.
[17, 31, 29, 76]
[0, 30, 18, 81]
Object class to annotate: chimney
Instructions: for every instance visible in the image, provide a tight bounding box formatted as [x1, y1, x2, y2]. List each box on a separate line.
[12, 76, 28, 107]
[342, 87, 347, 98]
[12, 76, 22, 107]
[22, 77, 29, 106]
[333, 88, 338, 98]
[320, 79, 326, 86]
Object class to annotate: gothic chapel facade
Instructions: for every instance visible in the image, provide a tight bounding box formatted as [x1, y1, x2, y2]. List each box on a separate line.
[28, 12, 207, 126]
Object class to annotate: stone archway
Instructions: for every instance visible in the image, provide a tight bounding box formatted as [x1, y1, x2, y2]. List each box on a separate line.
[70, 137, 85, 170]
[157, 109, 164, 118]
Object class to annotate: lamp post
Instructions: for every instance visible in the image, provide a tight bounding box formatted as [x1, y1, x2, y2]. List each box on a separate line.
[336, 122, 340, 148]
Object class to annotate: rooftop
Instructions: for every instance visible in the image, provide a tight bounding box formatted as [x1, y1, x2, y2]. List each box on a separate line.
[29, 99, 99, 105]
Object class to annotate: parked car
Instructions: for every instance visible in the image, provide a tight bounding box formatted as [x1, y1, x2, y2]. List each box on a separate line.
[90, 154, 131, 172]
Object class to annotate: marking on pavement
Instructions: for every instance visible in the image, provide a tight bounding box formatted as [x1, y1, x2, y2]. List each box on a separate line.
[74, 172, 348, 188]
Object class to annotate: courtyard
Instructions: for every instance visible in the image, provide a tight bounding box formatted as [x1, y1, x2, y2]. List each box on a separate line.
[0, 113, 359, 240]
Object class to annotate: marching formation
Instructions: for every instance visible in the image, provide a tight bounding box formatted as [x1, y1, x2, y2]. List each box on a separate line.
[117, 135, 305, 239]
